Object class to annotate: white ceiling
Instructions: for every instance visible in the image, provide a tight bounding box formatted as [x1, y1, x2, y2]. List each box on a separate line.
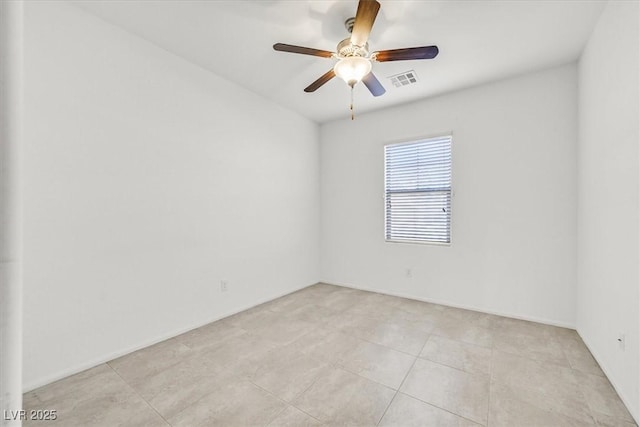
[72, 0, 605, 124]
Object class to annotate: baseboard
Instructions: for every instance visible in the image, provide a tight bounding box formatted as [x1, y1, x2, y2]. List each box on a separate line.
[22, 281, 317, 393]
[321, 280, 576, 329]
[577, 330, 639, 424]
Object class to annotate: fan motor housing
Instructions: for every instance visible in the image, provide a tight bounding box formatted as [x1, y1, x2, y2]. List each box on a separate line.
[336, 38, 369, 58]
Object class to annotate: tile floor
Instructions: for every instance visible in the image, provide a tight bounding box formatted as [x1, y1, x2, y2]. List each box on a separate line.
[23, 284, 637, 427]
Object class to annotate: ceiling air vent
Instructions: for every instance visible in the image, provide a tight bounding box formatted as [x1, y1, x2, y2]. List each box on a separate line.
[388, 70, 418, 88]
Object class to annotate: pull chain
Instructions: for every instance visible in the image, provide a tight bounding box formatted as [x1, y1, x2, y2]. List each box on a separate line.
[350, 85, 354, 121]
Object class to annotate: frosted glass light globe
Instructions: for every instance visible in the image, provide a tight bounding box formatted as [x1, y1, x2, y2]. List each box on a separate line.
[333, 57, 372, 87]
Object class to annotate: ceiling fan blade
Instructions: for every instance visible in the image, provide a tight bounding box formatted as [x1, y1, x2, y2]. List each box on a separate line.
[350, 0, 380, 47]
[304, 69, 336, 92]
[362, 72, 385, 97]
[273, 43, 334, 58]
[374, 46, 439, 62]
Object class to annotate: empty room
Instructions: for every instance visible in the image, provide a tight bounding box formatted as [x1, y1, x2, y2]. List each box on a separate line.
[1, 0, 639, 426]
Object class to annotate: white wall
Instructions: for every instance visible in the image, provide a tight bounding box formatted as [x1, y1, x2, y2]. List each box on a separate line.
[577, 0, 639, 420]
[22, 1, 319, 390]
[0, 1, 23, 424]
[320, 64, 578, 327]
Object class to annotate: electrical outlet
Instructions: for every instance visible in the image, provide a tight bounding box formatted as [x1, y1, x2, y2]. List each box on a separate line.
[220, 280, 228, 293]
[618, 333, 626, 351]
[405, 268, 413, 278]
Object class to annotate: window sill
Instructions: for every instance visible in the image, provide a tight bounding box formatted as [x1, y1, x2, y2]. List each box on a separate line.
[385, 238, 451, 247]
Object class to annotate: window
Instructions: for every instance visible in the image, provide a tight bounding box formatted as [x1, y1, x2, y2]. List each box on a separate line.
[384, 135, 452, 244]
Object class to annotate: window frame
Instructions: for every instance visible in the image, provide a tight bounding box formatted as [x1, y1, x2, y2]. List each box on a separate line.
[383, 134, 453, 246]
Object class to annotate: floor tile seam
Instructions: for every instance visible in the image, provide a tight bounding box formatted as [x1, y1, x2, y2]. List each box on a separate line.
[565, 353, 602, 370]
[278, 400, 326, 425]
[178, 340, 246, 358]
[167, 371, 261, 423]
[414, 331, 494, 424]
[125, 344, 249, 392]
[23, 365, 113, 406]
[300, 345, 404, 392]
[560, 343, 603, 376]
[285, 378, 326, 421]
[429, 331, 493, 350]
[416, 354, 492, 379]
[290, 361, 339, 401]
[177, 328, 250, 352]
[488, 373, 583, 398]
[429, 332, 495, 351]
[104, 361, 173, 426]
[263, 405, 290, 427]
[246, 380, 314, 426]
[415, 352, 488, 377]
[191, 338, 275, 381]
[375, 391, 399, 426]
[490, 380, 599, 427]
[375, 335, 432, 426]
[573, 378, 622, 426]
[165, 374, 268, 426]
[315, 301, 360, 312]
[567, 360, 608, 378]
[407, 333, 433, 360]
[247, 376, 298, 407]
[491, 334, 568, 352]
[322, 322, 430, 359]
[297, 341, 353, 368]
[489, 346, 574, 371]
[487, 376, 598, 425]
[284, 368, 359, 425]
[375, 356, 419, 426]
[245, 353, 331, 416]
[526, 336, 573, 368]
[419, 339, 493, 370]
[375, 311, 441, 328]
[331, 359, 403, 392]
[601, 408, 639, 424]
[105, 346, 206, 386]
[348, 332, 426, 358]
[233, 330, 285, 352]
[397, 355, 491, 425]
[393, 390, 486, 426]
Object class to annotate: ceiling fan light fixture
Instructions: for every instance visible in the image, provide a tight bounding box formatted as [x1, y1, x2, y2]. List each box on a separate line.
[333, 56, 372, 87]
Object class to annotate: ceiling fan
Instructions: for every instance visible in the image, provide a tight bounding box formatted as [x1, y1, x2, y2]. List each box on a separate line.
[273, 0, 439, 118]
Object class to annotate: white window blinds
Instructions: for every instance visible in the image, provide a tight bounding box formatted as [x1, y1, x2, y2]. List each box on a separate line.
[385, 135, 452, 244]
